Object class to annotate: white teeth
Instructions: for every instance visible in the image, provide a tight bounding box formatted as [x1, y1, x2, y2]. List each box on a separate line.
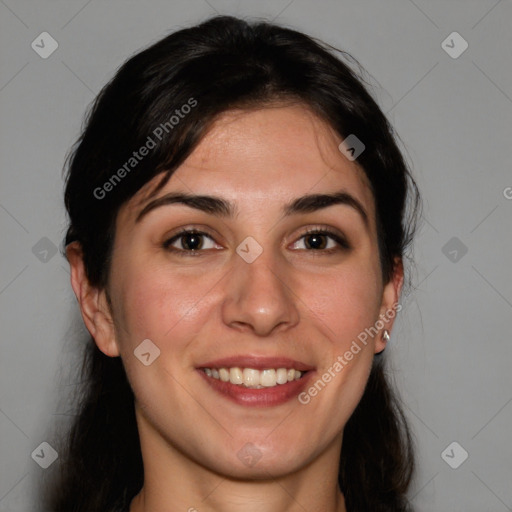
[260, 369, 276, 387]
[203, 367, 304, 388]
[229, 367, 243, 385]
[276, 368, 288, 385]
[243, 368, 260, 387]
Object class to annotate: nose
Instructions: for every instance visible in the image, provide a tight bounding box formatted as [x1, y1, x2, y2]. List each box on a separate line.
[221, 250, 300, 337]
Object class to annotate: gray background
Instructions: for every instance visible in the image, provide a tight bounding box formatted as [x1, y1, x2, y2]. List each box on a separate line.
[1, 1, 511, 511]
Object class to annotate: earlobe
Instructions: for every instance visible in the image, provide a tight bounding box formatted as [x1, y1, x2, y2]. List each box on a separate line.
[66, 242, 120, 358]
[375, 257, 404, 354]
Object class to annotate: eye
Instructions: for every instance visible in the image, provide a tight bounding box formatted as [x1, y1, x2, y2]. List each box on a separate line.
[290, 228, 350, 252]
[162, 227, 350, 256]
[163, 229, 222, 254]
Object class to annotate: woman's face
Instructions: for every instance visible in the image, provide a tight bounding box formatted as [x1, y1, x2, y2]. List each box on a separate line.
[91, 104, 402, 479]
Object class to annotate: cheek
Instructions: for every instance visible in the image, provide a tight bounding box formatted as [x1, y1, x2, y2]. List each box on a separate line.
[111, 258, 219, 352]
[303, 262, 382, 347]
[293, 265, 381, 445]
[110, 261, 216, 411]
[303, 259, 382, 393]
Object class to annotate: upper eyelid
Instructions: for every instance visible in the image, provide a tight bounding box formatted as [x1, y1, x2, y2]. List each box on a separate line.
[163, 224, 221, 241]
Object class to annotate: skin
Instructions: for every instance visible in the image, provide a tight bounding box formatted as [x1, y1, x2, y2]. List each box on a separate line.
[68, 104, 403, 512]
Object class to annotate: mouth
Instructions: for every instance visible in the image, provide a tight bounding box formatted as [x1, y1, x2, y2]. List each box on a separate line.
[196, 356, 315, 407]
[201, 366, 304, 389]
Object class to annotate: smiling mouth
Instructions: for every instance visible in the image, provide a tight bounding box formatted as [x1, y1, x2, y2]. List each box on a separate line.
[201, 367, 305, 389]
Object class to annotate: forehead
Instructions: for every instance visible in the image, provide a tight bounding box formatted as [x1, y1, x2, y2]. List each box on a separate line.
[125, 104, 375, 224]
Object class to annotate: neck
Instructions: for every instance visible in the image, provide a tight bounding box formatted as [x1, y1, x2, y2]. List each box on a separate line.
[129, 407, 347, 512]
[130, 477, 346, 512]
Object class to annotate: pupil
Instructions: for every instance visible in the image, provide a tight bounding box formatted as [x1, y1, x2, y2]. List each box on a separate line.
[306, 234, 326, 250]
[183, 233, 202, 250]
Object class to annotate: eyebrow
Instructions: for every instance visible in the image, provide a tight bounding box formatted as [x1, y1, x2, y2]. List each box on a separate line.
[135, 190, 369, 227]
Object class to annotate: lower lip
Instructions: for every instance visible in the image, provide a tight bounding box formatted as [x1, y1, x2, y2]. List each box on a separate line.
[197, 370, 314, 407]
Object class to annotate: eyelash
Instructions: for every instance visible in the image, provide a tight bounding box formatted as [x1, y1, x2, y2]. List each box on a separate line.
[162, 227, 351, 256]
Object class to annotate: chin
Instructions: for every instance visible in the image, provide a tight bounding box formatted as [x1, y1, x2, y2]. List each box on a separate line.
[212, 455, 308, 481]
[201, 438, 314, 480]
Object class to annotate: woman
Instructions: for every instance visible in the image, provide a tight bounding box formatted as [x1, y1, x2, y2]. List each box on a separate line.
[45, 15, 420, 512]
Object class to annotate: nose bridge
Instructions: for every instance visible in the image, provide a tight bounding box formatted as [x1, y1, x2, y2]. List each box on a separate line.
[221, 244, 299, 336]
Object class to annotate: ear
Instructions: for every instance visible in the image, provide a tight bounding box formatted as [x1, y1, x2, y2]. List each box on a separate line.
[374, 256, 404, 354]
[66, 242, 120, 357]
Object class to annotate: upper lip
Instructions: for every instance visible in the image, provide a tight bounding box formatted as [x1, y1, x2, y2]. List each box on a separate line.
[197, 355, 315, 372]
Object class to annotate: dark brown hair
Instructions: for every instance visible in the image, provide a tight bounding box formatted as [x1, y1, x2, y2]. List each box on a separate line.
[45, 15, 420, 511]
